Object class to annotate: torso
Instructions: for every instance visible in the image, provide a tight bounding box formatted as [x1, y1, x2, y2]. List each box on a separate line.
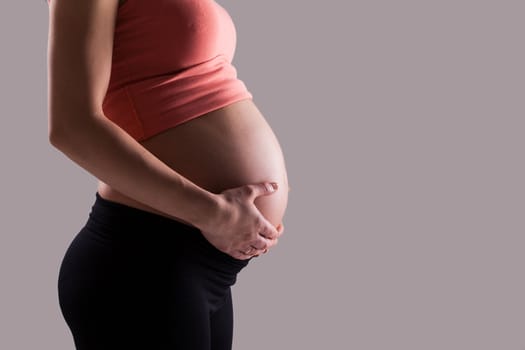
[97, 98, 289, 229]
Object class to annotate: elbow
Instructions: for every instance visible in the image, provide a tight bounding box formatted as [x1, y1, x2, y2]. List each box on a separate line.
[48, 128, 62, 148]
[48, 122, 80, 149]
[48, 112, 68, 147]
[47, 113, 98, 147]
[48, 127, 61, 147]
[48, 123, 69, 148]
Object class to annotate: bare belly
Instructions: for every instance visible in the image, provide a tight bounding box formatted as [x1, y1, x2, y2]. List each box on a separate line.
[97, 98, 289, 229]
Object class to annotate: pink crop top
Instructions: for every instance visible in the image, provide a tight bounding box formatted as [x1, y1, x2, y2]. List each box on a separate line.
[48, 0, 253, 141]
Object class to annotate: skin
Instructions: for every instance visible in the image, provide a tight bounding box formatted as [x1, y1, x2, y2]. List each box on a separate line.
[48, 0, 289, 259]
[98, 99, 290, 256]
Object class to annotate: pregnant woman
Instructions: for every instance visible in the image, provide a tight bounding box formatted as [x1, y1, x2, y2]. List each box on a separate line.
[46, 0, 289, 349]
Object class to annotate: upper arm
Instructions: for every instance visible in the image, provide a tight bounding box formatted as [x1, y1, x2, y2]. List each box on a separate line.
[47, 0, 120, 140]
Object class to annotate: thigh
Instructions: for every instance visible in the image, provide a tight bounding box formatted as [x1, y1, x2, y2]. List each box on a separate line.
[210, 287, 234, 350]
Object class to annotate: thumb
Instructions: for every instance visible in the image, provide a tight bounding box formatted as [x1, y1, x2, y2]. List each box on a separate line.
[249, 182, 279, 199]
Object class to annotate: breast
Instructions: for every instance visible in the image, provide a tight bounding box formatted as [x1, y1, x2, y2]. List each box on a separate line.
[113, 0, 237, 76]
[98, 99, 289, 229]
[104, 0, 253, 142]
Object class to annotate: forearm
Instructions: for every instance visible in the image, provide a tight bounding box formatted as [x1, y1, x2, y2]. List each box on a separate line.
[49, 114, 218, 229]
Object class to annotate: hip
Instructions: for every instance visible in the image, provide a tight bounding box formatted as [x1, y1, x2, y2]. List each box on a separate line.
[59, 192, 251, 287]
[57, 193, 249, 341]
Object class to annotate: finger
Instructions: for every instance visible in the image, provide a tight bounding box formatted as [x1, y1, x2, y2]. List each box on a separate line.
[236, 250, 255, 260]
[264, 237, 278, 249]
[259, 222, 279, 240]
[276, 223, 284, 237]
[251, 246, 269, 257]
[246, 246, 260, 254]
[241, 245, 264, 256]
[251, 239, 268, 250]
[246, 182, 279, 200]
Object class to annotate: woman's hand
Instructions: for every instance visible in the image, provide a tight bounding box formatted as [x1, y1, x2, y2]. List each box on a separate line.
[252, 222, 284, 257]
[198, 182, 284, 260]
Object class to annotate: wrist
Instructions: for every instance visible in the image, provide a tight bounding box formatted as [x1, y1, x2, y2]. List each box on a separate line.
[181, 185, 222, 231]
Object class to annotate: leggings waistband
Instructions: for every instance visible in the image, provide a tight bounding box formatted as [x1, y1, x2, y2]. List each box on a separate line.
[85, 191, 251, 269]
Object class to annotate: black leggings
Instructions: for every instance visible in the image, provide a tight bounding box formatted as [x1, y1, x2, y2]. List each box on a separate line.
[58, 192, 252, 350]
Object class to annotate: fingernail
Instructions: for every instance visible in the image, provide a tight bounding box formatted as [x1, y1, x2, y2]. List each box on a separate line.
[270, 182, 278, 190]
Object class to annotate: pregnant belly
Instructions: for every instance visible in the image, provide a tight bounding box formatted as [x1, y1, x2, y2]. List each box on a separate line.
[97, 98, 289, 229]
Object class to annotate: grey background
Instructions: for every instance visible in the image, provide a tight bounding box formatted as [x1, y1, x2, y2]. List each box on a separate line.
[1, 0, 524, 348]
